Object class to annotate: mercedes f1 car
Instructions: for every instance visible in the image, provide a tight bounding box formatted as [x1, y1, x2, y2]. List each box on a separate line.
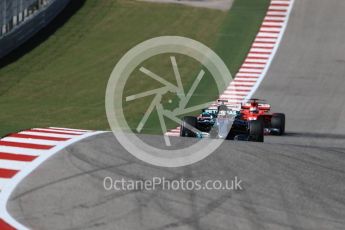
[179, 101, 264, 142]
[241, 99, 285, 135]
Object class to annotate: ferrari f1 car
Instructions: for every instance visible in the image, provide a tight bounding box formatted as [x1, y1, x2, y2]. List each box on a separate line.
[241, 99, 285, 135]
[179, 101, 264, 142]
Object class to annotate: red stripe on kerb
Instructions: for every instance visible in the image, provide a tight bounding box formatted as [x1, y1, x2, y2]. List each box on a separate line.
[222, 93, 248, 96]
[249, 51, 272, 55]
[255, 41, 276, 44]
[238, 72, 262, 74]
[232, 84, 255, 87]
[9, 133, 70, 141]
[0, 219, 16, 230]
[235, 75, 259, 78]
[244, 61, 268, 65]
[241, 67, 264, 71]
[256, 36, 278, 39]
[229, 89, 251, 92]
[261, 25, 282, 28]
[245, 56, 269, 59]
[266, 14, 286, 17]
[0, 168, 19, 178]
[27, 129, 80, 135]
[235, 79, 257, 83]
[0, 141, 54, 150]
[252, 46, 273, 49]
[0, 152, 37, 162]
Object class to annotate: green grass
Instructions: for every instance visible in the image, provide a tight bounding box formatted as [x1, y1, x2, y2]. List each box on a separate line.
[216, 0, 271, 74]
[0, 0, 270, 137]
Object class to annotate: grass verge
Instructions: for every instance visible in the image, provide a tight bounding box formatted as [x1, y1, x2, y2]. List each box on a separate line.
[0, 0, 270, 137]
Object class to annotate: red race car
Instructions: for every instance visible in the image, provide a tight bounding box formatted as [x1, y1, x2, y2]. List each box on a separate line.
[240, 99, 285, 135]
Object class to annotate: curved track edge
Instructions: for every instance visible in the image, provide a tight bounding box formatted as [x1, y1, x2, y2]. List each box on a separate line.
[0, 128, 106, 229]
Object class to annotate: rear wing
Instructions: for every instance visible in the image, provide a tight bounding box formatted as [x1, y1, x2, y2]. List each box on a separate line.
[206, 100, 241, 112]
[241, 103, 271, 111]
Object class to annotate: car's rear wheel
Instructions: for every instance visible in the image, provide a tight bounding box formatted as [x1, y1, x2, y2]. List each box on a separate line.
[271, 113, 285, 135]
[180, 116, 198, 137]
[249, 120, 264, 142]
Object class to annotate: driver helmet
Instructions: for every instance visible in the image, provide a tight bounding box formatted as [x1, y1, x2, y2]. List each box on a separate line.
[250, 105, 259, 114]
[218, 110, 227, 117]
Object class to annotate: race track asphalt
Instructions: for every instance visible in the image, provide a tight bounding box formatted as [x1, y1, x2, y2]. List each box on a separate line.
[7, 0, 345, 229]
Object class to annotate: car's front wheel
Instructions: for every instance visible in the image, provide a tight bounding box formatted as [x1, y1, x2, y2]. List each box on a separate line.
[180, 116, 197, 137]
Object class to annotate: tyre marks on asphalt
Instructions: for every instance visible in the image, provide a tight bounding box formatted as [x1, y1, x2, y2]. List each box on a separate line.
[0, 1, 295, 228]
[0, 128, 104, 230]
[166, 0, 294, 137]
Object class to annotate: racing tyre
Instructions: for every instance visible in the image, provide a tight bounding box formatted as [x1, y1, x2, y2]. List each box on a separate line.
[180, 116, 197, 137]
[271, 113, 285, 135]
[257, 115, 265, 126]
[249, 120, 264, 142]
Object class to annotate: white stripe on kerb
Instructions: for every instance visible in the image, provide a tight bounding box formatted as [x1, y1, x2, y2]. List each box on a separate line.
[258, 32, 279, 37]
[231, 81, 256, 86]
[19, 131, 75, 138]
[252, 42, 275, 47]
[250, 48, 273, 53]
[264, 16, 285, 21]
[269, 6, 288, 10]
[267, 11, 287, 16]
[260, 27, 282, 32]
[227, 86, 253, 90]
[247, 53, 271, 58]
[219, 94, 245, 99]
[0, 146, 44, 156]
[262, 22, 284, 26]
[0, 160, 29, 171]
[236, 73, 261, 77]
[32, 128, 84, 135]
[0, 178, 11, 190]
[1, 137, 60, 146]
[243, 58, 268, 64]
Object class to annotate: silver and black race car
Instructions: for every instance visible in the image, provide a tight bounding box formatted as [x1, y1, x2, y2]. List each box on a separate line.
[179, 101, 264, 142]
